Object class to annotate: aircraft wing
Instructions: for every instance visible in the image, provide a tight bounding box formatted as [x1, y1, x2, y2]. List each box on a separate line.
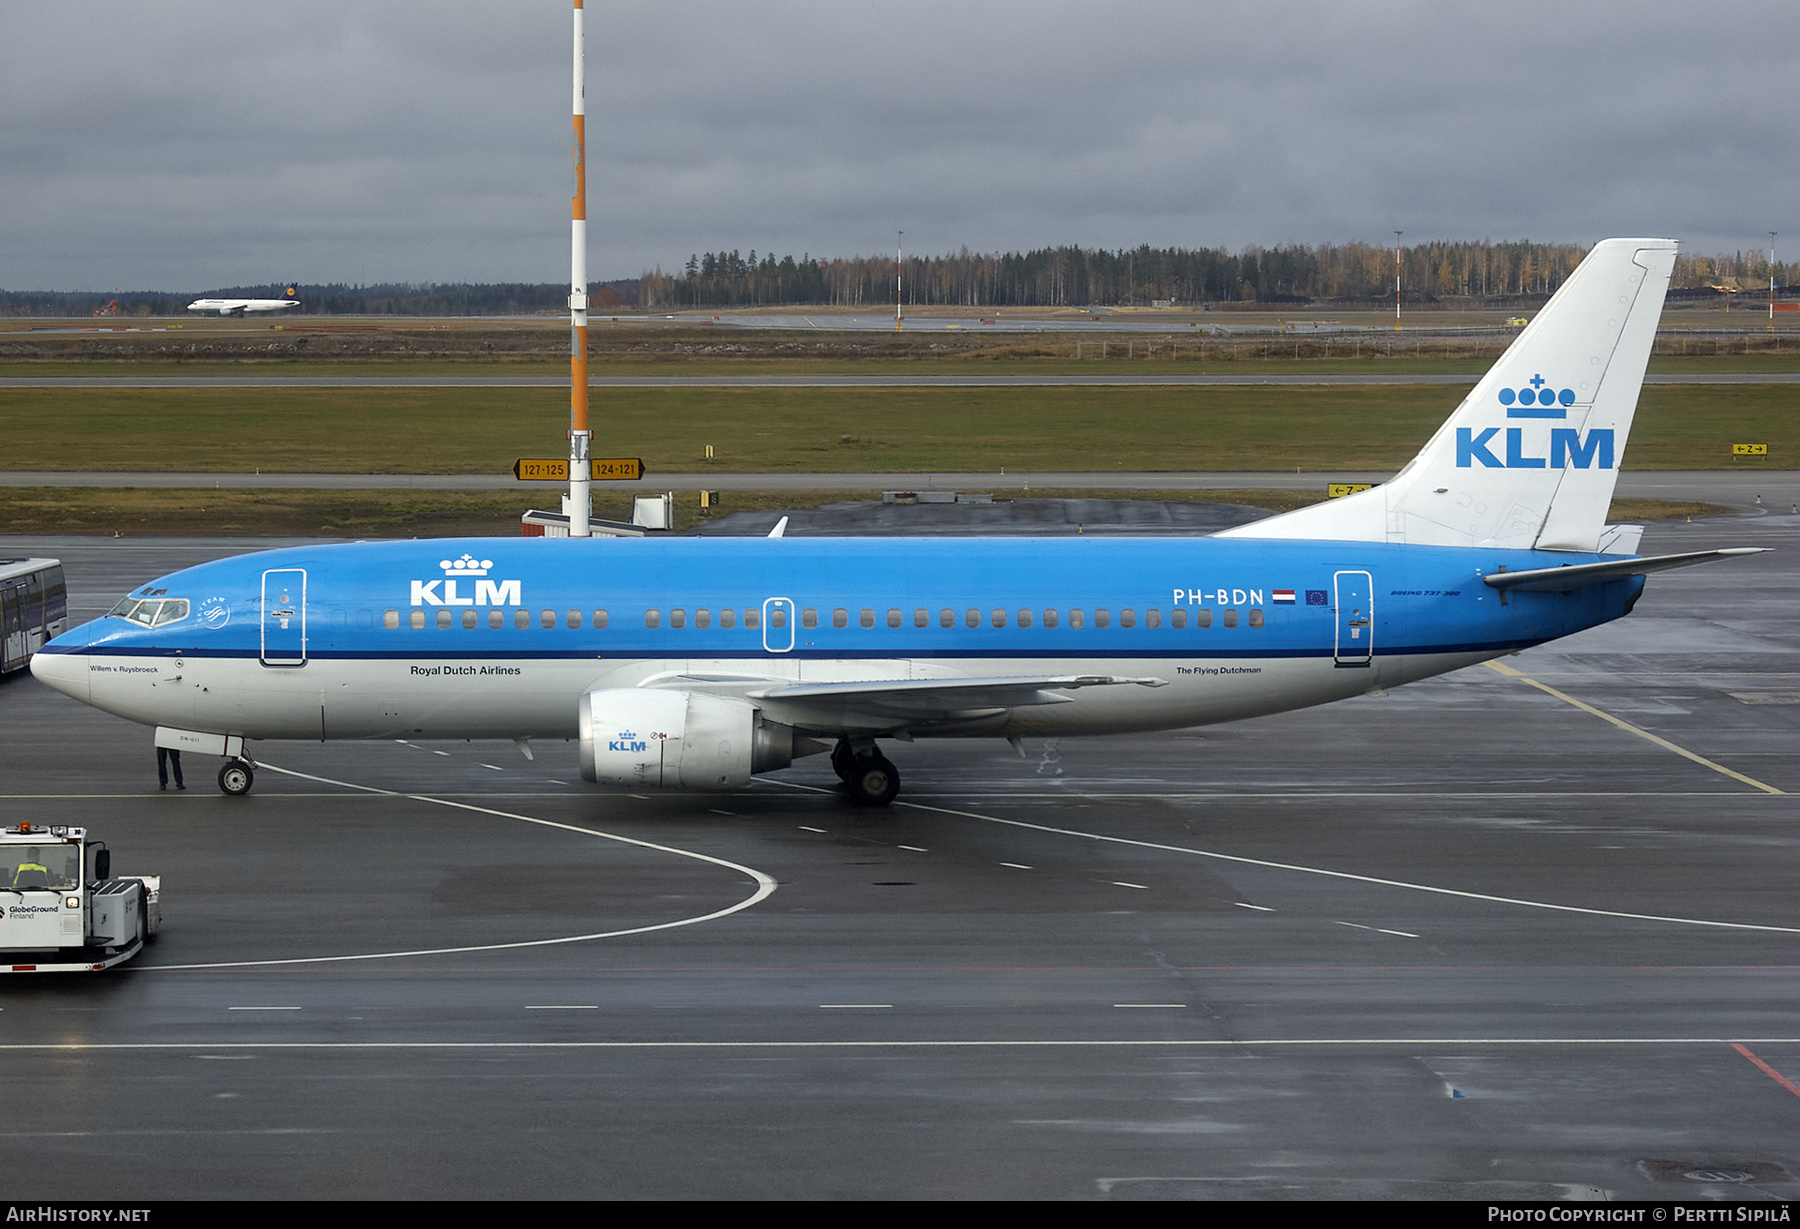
[1483, 548, 1767, 593]
[654, 671, 1167, 729]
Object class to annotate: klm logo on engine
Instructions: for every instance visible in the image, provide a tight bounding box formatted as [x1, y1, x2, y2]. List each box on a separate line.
[609, 729, 648, 753]
[409, 554, 524, 607]
[1456, 373, 1613, 469]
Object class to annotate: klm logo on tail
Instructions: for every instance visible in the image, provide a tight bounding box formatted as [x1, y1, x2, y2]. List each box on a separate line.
[1457, 373, 1613, 470]
[1499, 373, 1576, 417]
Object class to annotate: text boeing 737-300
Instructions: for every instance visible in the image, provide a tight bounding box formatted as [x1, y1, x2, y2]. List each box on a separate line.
[34, 239, 1764, 804]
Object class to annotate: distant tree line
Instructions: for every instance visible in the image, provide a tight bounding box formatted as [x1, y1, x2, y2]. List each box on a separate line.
[640, 242, 1799, 308]
[7, 245, 1794, 317]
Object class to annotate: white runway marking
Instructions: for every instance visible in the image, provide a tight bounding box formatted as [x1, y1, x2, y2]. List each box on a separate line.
[5, 1037, 1800, 1053]
[1485, 660, 1785, 795]
[761, 780, 1800, 935]
[135, 764, 778, 971]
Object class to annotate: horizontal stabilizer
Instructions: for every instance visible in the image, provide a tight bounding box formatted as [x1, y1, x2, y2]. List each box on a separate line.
[1482, 548, 1767, 592]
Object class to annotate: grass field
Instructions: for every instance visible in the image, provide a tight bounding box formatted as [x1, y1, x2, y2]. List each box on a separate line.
[2, 352, 1798, 380]
[0, 486, 1725, 538]
[0, 383, 1791, 474]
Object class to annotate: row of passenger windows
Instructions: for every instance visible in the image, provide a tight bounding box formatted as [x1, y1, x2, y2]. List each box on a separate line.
[803, 606, 1266, 630]
[382, 606, 1267, 631]
[384, 608, 621, 631]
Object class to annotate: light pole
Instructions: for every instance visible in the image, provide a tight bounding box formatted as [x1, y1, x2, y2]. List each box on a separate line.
[895, 231, 904, 333]
[1393, 231, 1403, 331]
[1771, 232, 1779, 332]
[567, 0, 590, 537]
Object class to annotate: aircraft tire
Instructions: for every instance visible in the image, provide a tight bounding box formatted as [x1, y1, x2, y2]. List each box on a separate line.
[846, 756, 899, 807]
[218, 759, 254, 796]
[830, 739, 855, 783]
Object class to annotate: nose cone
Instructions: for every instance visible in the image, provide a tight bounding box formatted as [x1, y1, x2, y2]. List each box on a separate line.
[30, 649, 89, 705]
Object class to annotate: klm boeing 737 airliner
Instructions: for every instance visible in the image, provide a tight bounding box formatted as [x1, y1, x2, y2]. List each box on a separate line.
[32, 239, 1763, 803]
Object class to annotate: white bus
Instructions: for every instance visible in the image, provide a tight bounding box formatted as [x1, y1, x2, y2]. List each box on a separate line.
[1, 558, 69, 675]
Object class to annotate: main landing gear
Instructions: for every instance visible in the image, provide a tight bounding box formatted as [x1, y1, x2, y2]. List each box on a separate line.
[217, 758, 256, 796]
[831, 738, 900, 807]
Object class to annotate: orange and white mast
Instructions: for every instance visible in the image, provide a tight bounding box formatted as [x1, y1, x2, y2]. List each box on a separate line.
[568, 0, 591, 536]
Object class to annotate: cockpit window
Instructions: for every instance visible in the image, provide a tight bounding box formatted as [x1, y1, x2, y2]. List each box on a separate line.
[107, 597, 190, 628]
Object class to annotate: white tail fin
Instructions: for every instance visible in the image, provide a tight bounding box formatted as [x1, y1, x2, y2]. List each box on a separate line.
[1221, 238, 1676, 551]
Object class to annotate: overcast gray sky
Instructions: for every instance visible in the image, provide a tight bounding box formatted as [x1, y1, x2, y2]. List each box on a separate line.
[3, 1, 1794, 291]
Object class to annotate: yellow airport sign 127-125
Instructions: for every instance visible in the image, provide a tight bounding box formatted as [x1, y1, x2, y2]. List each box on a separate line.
[1327, 482, 1374, 498]
[1732, 443, 1768, 456]
[512, 458, 646, 481]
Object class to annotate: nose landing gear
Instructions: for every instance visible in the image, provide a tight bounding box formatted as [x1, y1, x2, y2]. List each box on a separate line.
[217, 758, 255, 796]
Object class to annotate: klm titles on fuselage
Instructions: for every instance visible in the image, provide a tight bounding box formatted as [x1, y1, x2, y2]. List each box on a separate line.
[410, 554, 522, 608]
[1456, 374, 1614, 471]
[409, 578, 522, 608]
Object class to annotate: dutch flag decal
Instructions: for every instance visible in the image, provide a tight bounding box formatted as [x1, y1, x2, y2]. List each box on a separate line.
[1272, 589, 1296, 604]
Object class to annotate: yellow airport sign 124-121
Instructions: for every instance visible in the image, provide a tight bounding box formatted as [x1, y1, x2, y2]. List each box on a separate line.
[1732, 444, 1768, 456]
[512, 458, 646, 481]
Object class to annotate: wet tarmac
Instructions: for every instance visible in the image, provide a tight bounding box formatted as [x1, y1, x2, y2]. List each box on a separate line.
[2, 507, 1798, 1200]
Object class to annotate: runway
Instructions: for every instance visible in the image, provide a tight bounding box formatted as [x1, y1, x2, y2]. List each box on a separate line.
[3, 372, 1797, 388]
[3, 508, 1799, 1199]
[4, 470, 1798, 516]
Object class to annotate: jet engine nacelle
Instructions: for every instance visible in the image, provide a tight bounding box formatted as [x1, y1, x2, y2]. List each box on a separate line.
[578, 688, 801, 789]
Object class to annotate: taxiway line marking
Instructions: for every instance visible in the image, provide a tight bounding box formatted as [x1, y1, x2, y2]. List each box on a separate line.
[761, 782, 1800, 936]
[1731, 1043, 1800, 1098]
[0, 789, 1775, 801]
[5, 1038, 1800, 1052]
[1484, 660, 1785, 795]
[134, 764, 777, 971]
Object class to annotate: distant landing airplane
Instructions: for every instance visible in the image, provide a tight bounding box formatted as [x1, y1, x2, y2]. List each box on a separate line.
[186, 285, 301, 316]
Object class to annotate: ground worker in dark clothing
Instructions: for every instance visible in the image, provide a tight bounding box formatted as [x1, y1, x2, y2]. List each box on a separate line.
[157, 746, 185, 790]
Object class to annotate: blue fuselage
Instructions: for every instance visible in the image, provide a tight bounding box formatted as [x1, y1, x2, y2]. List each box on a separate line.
[33, 535, 1639, 744]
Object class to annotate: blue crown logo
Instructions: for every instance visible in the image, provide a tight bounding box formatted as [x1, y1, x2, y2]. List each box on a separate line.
[1499, 373, 1574, 418]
